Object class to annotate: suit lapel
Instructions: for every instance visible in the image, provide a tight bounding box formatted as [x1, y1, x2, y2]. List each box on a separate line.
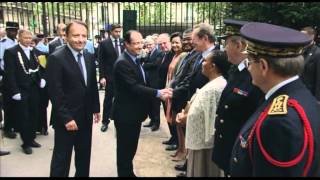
[17, 46, 30, 69]
[65, 47, 86, 86]
[83, 51, 91, 86]
[124, 52, 145, 83]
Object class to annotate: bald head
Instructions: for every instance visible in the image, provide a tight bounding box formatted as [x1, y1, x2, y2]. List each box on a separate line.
[158, 33, 171, 52]
[57, 23, 66, 39]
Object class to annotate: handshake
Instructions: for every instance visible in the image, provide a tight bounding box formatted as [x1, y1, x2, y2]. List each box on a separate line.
[158, 88, 173, 101]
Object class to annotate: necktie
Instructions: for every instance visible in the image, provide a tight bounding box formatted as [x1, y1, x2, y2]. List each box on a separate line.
[77, 53, 85, 79]
[136, 58, 146, 83]
[193, 55, 203, 71]
[114, 39, 119, 57]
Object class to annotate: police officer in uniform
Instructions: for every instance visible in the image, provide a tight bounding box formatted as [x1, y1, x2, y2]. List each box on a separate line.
[211, 19, 264, 176]
[230, 22, 320, 177]
[0, 21, 19, 139]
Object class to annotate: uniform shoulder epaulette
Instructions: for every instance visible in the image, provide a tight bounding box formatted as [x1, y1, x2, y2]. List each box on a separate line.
[268, 95, 289, 115]
[0, 38, 6, 43]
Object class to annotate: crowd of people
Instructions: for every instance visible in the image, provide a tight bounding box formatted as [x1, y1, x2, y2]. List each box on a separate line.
[0, 18, 319, 177]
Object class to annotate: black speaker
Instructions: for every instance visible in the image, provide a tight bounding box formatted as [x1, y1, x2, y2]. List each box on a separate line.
[123, 10, 137, 34]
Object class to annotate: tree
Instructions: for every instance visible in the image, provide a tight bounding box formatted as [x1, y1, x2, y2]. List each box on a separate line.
[226, 2, 320, 30]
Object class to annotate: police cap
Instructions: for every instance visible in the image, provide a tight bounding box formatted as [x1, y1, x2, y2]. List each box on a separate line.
[36, 34, 45, 39]
[6, 21, 19, 29]
[222, 19, 249, 38]
[240, 22, 312, 57]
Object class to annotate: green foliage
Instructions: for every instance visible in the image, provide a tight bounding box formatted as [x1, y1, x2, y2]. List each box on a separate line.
[226, 2, 320, 30]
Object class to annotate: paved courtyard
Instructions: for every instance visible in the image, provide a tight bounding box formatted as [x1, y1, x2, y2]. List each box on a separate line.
[0, 91, 179, 177]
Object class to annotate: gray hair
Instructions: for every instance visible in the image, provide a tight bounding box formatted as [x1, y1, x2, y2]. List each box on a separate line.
[262, 55, 304, 77]
[193, 23, 216, 43]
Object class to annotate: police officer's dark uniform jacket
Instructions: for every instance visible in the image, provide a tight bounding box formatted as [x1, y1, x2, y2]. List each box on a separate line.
[211, 19, 264, 174]
[230, 22, 320, 177]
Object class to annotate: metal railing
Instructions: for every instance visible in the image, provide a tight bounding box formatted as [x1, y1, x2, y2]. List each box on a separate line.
[0, 2, 227, 41]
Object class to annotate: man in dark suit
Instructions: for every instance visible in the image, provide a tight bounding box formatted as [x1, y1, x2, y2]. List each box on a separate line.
[142, 35, 164, 131]
[47, 20, 100, 177]
[300, 26, 320, 102]
[157, 33, 177, 150]
[230, 22, 320, 177]
[112, 30, 172, 177]
[211, 19, 264, 176]
[3, 29, 44, 154]
[48, 23, 66, 54]
[98, 23, 124, 132]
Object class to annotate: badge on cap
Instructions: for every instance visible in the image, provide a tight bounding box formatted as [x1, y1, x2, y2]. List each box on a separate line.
[268, 95, 289, 115]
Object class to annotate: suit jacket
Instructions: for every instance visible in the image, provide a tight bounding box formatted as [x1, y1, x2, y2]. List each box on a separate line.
[212, 66, 264, 173]
[98, 38, 124, 82]
[142, 48, 164, 88]
[3, 44, 42, 98]
[46, 46, 100, 129]
[112, 51, 157, 125]
[48, 38, 63, 55]
[301, 43, 320, 101]
[230, 79, 320, 177]
[171, 50, 206, 112]
[158, 50, 175, 89]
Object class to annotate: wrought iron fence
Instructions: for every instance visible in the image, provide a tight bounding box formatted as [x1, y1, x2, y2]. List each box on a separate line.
[0, 2, 227, 42]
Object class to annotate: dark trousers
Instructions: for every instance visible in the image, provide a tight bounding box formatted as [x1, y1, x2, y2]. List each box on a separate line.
[3, 91, 15, 132]
[14, 86, 39, 147]
[102, 82, 114, 125]
[148, 98, 160, 126]
[114, 121, 141, 177]
[50, 125, 93, 177]
[162, 101, 177, 145]
[38, 87, 49, 132]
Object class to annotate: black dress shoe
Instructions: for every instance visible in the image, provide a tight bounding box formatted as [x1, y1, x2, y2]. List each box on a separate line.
[101, 123, 108, 132]
[40, 128, 49, 136]
[30, 141, 41, 148]
[0, 150, 10, 156]
[22, 146, 33, 155]
[176, 172, 186, 177]
[151, 125, 159, 131]
[162, 138, 174, 145]
[165, 144, 178, 151]
[3, 131, 17, 139]
[143, 123, 153, 128]
[175, 162, 187, 171]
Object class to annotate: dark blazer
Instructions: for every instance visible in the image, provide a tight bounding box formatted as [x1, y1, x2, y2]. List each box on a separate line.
[171, 50, 201, 112]
[171, 50, 207, 113]
[212, 66, 264, 173]
[158, 50, 175, 89]
[3, 45, 41, 97]
[46, 46, 100, 129]
[142, 48, 164, 88]
[230, 79, 320, 177]
[112, 52, 157, 124]
[301, 43, 320, 101]
[98, 38, 124, 82]
[48, 38, 63, 55]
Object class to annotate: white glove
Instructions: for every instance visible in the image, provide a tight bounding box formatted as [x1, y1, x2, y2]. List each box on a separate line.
[40, 79, 46, 88]
[12, 93, 21, 101]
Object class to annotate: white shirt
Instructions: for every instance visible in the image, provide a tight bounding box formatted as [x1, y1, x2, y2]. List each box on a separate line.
[237, 58, 247, 72]
[19, 43, 31, 60]
[265, 75, 299, 100]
